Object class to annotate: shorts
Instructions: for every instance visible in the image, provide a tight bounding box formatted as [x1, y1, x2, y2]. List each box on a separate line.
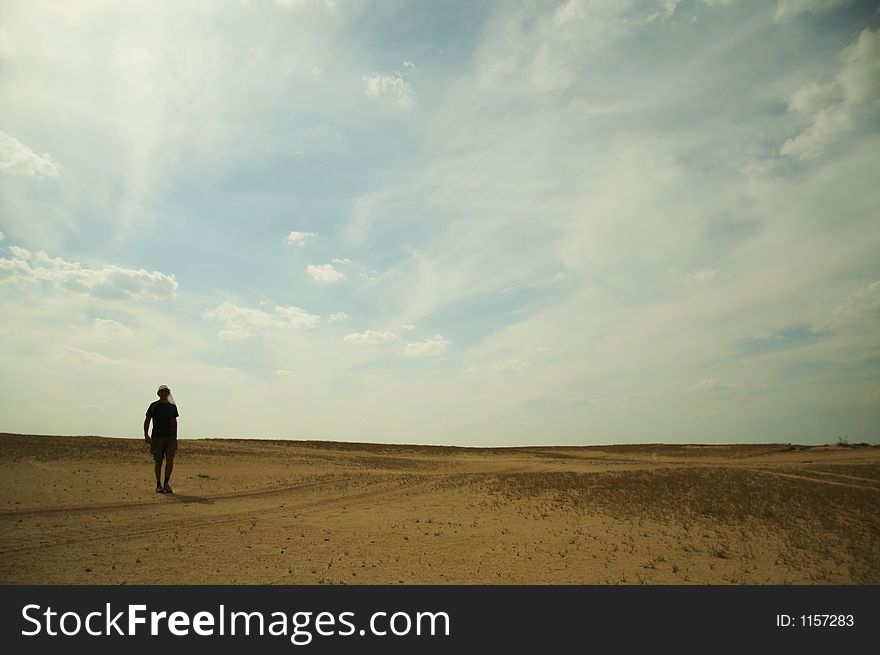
[150, 438, 178, 462]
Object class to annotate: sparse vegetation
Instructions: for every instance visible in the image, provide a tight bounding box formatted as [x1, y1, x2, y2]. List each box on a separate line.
[481, 465, 880, 582]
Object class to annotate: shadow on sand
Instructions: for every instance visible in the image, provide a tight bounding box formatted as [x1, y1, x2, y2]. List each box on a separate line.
[161, 493, 214, 505]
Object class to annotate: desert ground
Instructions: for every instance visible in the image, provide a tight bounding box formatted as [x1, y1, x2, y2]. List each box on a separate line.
[0, 433, 877, 584]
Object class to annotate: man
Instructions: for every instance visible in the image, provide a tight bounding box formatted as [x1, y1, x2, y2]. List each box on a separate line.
[144, 384, 179, 493]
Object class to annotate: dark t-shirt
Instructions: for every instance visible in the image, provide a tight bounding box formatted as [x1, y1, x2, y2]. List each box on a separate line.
[146, 401, 179, 439]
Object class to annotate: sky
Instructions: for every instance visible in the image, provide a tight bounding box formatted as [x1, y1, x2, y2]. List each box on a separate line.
[1, 0, 878, 446]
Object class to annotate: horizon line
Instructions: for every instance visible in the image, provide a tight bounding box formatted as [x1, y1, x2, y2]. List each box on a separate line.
[3, 432, 877, 450]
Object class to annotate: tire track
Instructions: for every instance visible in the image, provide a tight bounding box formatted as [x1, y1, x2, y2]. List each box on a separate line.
[0, 475, 436, 556]
[0, 476, 344, 518]
[745, 467, 880, 492]
[801, 469, 880, 486]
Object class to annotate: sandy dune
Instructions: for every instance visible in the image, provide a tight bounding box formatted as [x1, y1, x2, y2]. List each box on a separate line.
[1, 433, 878, 584]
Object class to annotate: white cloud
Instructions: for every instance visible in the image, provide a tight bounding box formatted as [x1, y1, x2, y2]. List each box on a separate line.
[332, 257, 351, 265]
[685, 268, 719, 285]
[781, 108, 853, 159]
[646, 0, 680, 21]
[93, 318, 131, 335]
[202, 303, 276, 340]
[286, 231, 318, 247]
[329, 311, 349, 322]
[202, 302, 319, 340]
[477, 0, 633, 95]
[0, 244, 178, 300]
[307, 263, 345, 283]
[816, 279, 880, 332]
[787, 81, 836, 114]
[60, 345, 127, 367]
[775, 0, 851, 22]
[0, 131, 59, 177]
[401, 335, 450, 358]
[837, 30, 880, 106]
[343, 329, 401, 345]
[342, 329, 448, 358]
[781, 28, 880, 158]
[751, 330, 785, 341]
[275, 305, 322, 328]
[0, 230, 5, 241]
[400, 323, 416, 331]
[493, 359, 533, 375]
[552, 0, 586, 26]
[363, 72, 414, 107]
[0, 30, 14, 58]
[272, 0, 337, 8]
[689, 379, 741, 392]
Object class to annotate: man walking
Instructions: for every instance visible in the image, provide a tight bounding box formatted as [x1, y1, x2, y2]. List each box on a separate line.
[144, 384, 179, 493]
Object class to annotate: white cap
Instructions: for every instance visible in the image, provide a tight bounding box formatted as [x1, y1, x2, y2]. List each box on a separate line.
[157, 385, 176, 405]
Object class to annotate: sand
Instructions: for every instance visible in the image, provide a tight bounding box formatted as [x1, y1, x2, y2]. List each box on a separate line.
[1, 433, 877, 584]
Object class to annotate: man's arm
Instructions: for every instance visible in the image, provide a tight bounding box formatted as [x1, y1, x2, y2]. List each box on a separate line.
[144, 416, 151, 443]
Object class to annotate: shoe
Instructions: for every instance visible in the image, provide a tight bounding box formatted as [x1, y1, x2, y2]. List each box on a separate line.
[163, 482, 173, 494]
[156, 482, 164, 493]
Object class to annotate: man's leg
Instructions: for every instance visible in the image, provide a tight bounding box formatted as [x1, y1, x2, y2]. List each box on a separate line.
[162, 445, 175, 493]
[154, 457, 162, 484]
[164, 454, 174, 483]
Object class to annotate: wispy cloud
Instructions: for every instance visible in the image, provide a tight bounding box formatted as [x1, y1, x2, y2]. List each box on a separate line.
[493, 359, 533, 375]
[343, 329, 401, 345]
[92, 318, 131, 336]
[685, 269, 719, 285]
[402, 335, 450, 358]
[272, 0, 338, 9]
[60, 345, 128, 367]
[363, 67, 415, 107]
[774, 0, 852, 23]
[736, 324, 826, 357]
[689, 379, 741, 392]
[781, 28, 879, 158]
[816, 279, 880, 332]
[343, 329, 450, 359]
[646, 0, 680, 22]
[202, 302, 319, 340]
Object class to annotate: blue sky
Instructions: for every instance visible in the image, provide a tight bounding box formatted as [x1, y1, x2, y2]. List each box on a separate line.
[1, 0, 878, 445]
